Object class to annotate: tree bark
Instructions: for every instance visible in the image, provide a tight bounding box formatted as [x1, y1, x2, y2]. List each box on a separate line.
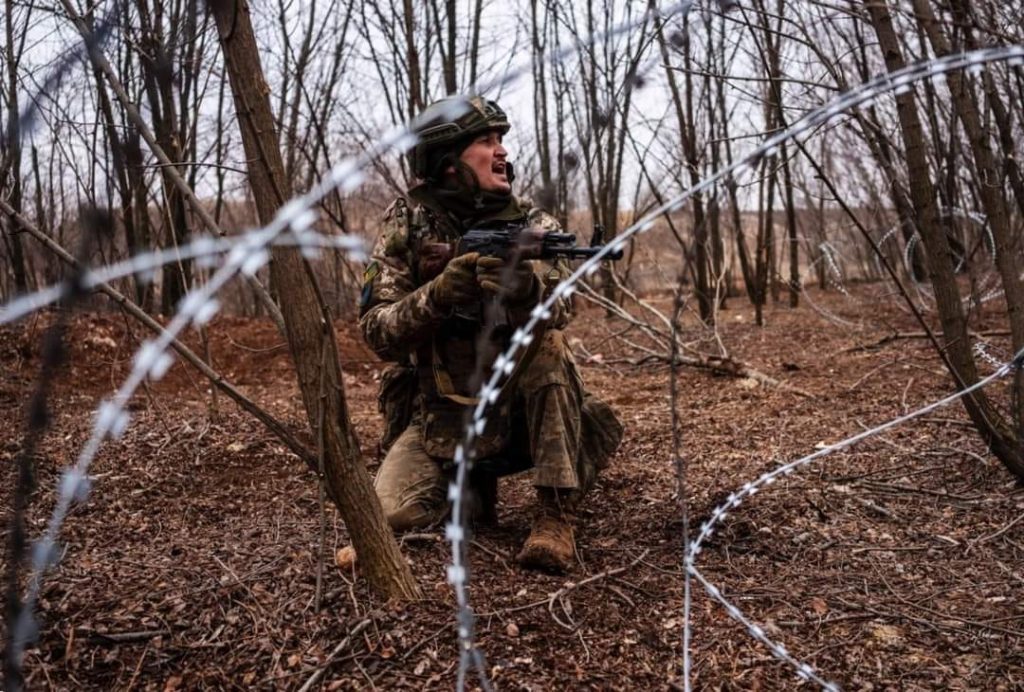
[207, 0, 420, 598]
[3, 0, 29, 293]
[911, 0, 1024, 443]
[865, 0, 1024, 478]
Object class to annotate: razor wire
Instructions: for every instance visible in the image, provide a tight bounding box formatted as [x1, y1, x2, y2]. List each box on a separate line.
[3, 184, 370, 679]
[861, 208, 1006, 317]
[446, 46, 1024, 691]
[2, 138, 406, 678]
[974, 340, 1008, 372]
[818, 242, 850, 297]
[0, 230, 363, 326]
[685, 345, 1024, 691]
[876, 207, 999, 288]
[2, 8, 1022, 691]
[1, 0, 701, 684]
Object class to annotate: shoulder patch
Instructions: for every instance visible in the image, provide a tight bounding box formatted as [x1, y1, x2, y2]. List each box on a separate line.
[363, 260, 381, 284]
[385, 198, 415, 257]
[359, 260, 380, 310]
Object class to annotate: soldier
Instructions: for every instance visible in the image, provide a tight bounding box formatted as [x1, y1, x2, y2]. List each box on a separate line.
[359, 95, 622, 572]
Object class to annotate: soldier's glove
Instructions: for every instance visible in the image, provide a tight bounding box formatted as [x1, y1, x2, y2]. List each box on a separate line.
[429, 252, 481, 308]
[476, 256, 539, 305]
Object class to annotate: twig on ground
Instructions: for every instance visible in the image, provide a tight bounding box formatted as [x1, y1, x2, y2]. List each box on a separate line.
[296, 618, 372, 692]
[212, 555, 269, 617]
[125, 641, 149, 689]
[901, 377, 915, 413]
[399, 622, 451, 663]
[399, 533, 442, 544]
[845, 356, 908, 391]
[548, 593, 577, 631]
[852, 496, 897, 521]
[470, 540, 514, 570]
[88, 629, 169, 644]
[968, 511, 1024, 551]
[845, 329, 1012, 353]
[481, 549, 652, 620]
[857, 481, 985, 503]
[875, 570, 1024, 637]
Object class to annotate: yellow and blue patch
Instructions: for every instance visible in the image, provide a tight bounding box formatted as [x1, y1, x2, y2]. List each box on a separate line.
[359, 261, 381, 309]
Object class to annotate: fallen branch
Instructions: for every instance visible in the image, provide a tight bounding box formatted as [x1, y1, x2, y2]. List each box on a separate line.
[0, 199, 318, 472]
[968, 511, 1024, 551]
[851, 496, 898, 521]
[571, 279, 809, 396]
[845, 329, 1012, 353]
[669, 353, 815, 399]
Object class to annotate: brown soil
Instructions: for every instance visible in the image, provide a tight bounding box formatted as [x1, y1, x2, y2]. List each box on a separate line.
[2, 284, 1023, 690]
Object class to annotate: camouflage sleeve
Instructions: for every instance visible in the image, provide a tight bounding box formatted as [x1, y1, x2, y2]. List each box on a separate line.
[358, 201, 444, 361]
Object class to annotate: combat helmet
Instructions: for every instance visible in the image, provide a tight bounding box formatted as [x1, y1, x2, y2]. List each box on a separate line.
[409, 95, 510, 182]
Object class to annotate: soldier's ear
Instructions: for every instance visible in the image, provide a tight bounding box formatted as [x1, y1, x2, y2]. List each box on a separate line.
[506, 161, 516, 184]
[442, 152, 467, 181]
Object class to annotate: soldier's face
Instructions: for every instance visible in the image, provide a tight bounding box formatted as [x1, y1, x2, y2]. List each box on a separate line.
[457, 130, 511, 193]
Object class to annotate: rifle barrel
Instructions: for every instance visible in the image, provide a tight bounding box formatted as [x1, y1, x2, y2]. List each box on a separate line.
[564, 246, 624, 260]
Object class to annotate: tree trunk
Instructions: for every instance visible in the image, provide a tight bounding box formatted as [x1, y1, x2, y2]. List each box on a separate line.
[207, 0, 420, 599]
[3, 0, 29, 293]
[715, 32, 756, 304]
[866, 0, 1024, 479]
[912, 0, 1024, 443]
[652, 4, 711, 321]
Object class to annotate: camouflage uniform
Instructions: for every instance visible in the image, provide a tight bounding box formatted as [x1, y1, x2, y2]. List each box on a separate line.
[359, 189, 623, 531]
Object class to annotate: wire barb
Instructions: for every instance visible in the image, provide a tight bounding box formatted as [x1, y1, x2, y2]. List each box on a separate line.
[446, 45, 1024, 692]
[1011, 347, 1024, 371]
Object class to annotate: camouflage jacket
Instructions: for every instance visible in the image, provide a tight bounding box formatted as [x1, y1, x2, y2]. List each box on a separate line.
[359, 190, 572, 458]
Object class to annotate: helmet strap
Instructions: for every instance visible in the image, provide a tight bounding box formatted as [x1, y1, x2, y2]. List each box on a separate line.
[422, 160, 512, 227]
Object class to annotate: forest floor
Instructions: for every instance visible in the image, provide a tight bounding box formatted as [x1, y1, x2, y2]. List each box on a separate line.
[2, 283, 1023, 690]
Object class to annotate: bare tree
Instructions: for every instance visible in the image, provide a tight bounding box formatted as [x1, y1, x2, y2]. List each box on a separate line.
[1, 0, 31, 295]
[865, 0, 1024, 479]
[208, 0, 420, 599]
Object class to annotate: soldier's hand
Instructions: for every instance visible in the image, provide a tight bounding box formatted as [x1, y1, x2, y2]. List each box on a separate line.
[429, 252, 481, 308]
[477, 256, 538, 304]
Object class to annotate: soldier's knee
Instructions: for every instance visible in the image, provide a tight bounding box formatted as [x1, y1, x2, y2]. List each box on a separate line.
[377, 474, 447, 532]
[518, 330, 576, 394]
[385, 502, 441, 532]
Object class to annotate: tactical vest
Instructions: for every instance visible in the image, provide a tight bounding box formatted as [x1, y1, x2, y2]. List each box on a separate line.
[389, 198, 530, 460]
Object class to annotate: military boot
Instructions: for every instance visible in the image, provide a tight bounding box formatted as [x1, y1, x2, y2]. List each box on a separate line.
[516, 488, 576, 572]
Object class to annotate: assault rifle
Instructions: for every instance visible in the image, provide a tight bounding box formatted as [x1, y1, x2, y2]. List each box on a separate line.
[457, 223, 624, 262]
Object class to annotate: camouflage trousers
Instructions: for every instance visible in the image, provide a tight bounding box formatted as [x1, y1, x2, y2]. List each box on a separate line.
[374, 329, 622, 532]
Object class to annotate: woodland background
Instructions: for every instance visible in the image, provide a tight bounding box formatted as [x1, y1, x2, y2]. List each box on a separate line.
[2, 0, 1024, 688]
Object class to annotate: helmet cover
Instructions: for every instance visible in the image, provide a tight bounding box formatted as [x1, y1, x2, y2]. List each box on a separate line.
[409, 95, 510, 180]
